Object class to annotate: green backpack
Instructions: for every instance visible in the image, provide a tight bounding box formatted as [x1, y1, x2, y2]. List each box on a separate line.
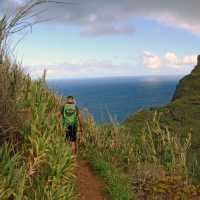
[62, 104, 78, 127]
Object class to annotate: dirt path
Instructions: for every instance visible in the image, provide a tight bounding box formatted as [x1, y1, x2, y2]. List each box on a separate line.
[75, 160, 108, 200]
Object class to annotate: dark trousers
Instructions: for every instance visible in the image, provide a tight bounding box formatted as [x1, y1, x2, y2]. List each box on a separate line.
[65, 125, 77, 142]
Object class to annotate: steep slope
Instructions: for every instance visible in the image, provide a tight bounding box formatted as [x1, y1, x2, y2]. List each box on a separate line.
[124, 55, 200, 148]
[172, 55, 200, 101]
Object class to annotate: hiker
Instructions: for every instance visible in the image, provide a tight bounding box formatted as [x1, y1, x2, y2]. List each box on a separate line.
[59, 96, 84, 155]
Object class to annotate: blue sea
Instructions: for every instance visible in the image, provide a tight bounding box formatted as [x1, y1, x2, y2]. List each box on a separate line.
[47, 76, 181, 123]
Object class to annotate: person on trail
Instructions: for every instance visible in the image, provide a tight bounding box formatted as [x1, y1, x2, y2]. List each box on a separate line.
[60, 96, 84, 155]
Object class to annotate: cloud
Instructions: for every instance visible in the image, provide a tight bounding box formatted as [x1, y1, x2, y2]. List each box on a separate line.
[81, 24, 135, 37]
[143, 51, 161, 69]
[1, 0, 200, 36]
[23, 58, 136, 79]
[164, 52, 197, 68]
[23, 52, 198, 79]
[143, 51, 197, 70]
[164, 52, 179, 67]
[182, 55, 197, 65]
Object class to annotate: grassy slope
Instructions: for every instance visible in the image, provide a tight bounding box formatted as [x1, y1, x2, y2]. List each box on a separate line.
[77, 58, 200, 199]
[124, 60, 200, 148]
[123, 59, 200, 184]
[0, 60, 77, 199]
[0, 14, 77, 199]
[80, 108, 199, 199]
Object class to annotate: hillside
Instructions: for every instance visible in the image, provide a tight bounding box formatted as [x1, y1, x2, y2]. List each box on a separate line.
[125, 55, 200, 145]
[172, 55, 200, 101]
[1, 2, 200, 199]
[1, 40, 200, 200]
[124, 55, 200, 181]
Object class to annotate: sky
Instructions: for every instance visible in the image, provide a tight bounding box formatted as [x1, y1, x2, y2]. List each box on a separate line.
[0, 0, 200, 79]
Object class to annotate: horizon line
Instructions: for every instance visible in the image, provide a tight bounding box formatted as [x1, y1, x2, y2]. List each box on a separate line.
[44, 74, 184, 81]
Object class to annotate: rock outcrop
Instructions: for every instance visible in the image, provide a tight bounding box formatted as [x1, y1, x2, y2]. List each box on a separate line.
[197, 55, 200, 66]
[172, 55, 200, 101]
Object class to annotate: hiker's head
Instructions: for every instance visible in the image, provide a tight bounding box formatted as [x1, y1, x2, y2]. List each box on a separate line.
[66, 96, 76, 104]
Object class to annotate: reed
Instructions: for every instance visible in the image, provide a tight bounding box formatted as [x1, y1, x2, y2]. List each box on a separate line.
[0, 5, 77, 198]
[79, 111, 198, 199]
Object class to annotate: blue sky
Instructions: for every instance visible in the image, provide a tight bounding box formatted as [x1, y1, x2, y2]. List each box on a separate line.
[2, 0, 200, 79]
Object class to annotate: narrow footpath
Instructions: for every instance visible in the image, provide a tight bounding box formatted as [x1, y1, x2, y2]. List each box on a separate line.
[75, 160, 109, 200]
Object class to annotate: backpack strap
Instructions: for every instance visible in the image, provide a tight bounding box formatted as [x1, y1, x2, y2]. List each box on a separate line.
[75, 105, 79, 116]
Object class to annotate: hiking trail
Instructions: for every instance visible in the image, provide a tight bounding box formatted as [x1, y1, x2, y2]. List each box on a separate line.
[75, 160, 108, 200]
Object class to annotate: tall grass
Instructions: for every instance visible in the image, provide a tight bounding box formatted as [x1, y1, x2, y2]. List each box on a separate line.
[1, 2, 199, 199]
[81, 111, 191, 174]
[89, 155, 135, 200]
[0, 64, 77, 199]
[0, 54, 29, 146]
[0, 62, 77, 199]
[0, 11, 77, 199]
[80, 111, 199, 199]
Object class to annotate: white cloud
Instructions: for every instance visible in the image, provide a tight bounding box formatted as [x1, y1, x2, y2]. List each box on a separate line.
[143, 51, 197, 70]
[182, 55, 197, 65]
[23, 58, 136, 79]
[165, 52, 178, 63]
[22, 53, 198, 79]
[1, 0, 200, 36]
[165, 53, 197, 68]
[143, 51, 161, 69]
[164, 52, 179, 68]
[155, 13, 200, 36]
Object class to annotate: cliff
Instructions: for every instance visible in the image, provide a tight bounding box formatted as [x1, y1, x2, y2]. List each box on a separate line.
[172, 55, 200, 101]
[124, 55, 200, 148]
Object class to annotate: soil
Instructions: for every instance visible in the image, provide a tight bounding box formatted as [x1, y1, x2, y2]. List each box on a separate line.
[75, 160, 109, 200]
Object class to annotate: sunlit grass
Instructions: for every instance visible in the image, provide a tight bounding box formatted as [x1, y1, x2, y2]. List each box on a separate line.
[79, 111, 199, 199]
[0, 25, 77, 198]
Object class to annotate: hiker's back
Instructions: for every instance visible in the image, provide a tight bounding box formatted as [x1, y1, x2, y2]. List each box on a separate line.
[62, 103, 78, 126]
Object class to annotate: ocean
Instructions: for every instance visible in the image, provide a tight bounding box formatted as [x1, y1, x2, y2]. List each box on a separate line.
[47, 76, 181, 123]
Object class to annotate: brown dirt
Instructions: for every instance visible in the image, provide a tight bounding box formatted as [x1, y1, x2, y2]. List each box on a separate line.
[75, 160, 109, 200]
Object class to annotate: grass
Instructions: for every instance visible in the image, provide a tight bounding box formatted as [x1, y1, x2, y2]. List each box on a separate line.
[0, 14, 77, 198]
[88, 154, 135, 200]
[0, 67, 77, 199]
[81, 112, 191, 174]
[124, 59, 200, 184]
[1, 5, 200, 199]
[79, 111, 200, 199]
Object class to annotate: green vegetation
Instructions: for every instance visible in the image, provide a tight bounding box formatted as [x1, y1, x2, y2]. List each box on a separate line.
[88, 154, 134, 200]
[0, 58, 77, 199]
[0, 12, 77, 199]
[1, 1, 200, 199]
[125, 58, 200, 146]
[124, 57, 200, 184]
[79, 109, 200, 199]
[79, 116, 135, 200]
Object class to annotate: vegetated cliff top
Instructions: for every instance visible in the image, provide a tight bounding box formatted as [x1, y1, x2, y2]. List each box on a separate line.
[172, 55, 200, 102]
